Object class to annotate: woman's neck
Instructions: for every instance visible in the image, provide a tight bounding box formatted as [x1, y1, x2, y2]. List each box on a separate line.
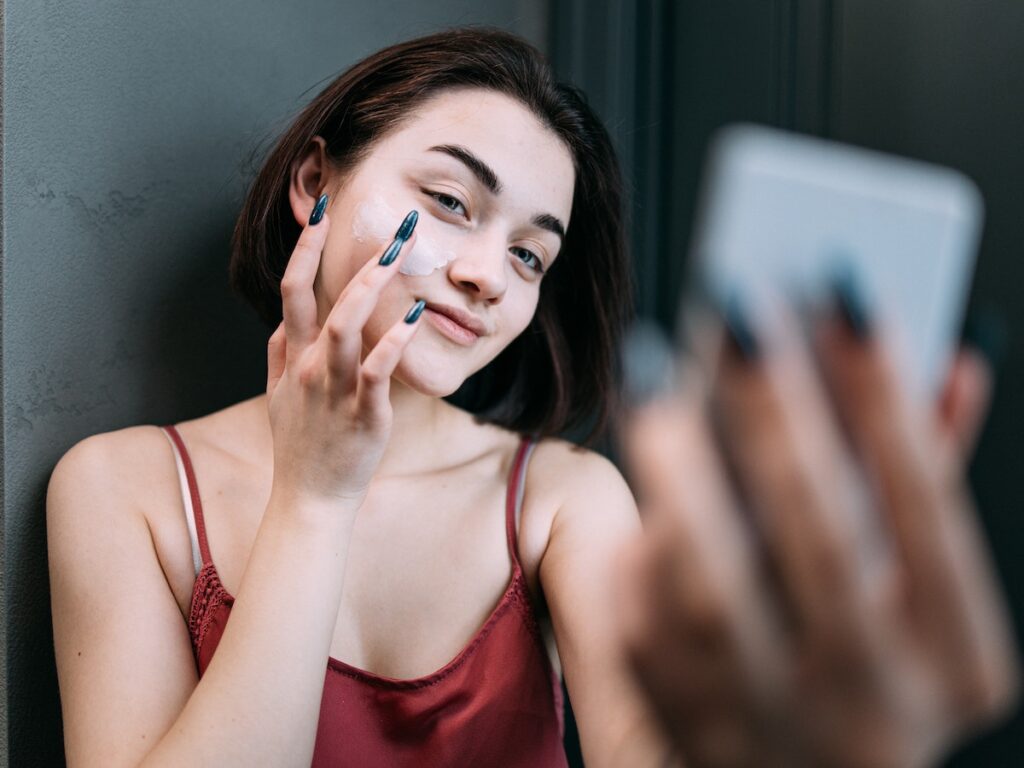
[246, 379, 469, 480]
[375, 377, 460, 477]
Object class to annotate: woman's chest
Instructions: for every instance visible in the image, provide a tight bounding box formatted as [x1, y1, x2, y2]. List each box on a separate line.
[326, 480, 522, 678]
[151, 452, 556, 680]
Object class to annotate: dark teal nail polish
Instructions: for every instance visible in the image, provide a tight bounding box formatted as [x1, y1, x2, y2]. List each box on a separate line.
[831, 266, 871, 339]
[379, 238, 402, 266]
[961, 305, 1007, 371]
[395, 210, 418, 241]
[722, 292, 760, 361]
[404, 299, 426, 324]
[308, 193, 329, 226]
[621, 319, 676, 408]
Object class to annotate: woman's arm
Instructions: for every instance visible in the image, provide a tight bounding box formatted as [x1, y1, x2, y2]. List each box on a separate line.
[50, 201, 424, 767]
[48, 426, 358, 768]
[537, 445, 679, 768]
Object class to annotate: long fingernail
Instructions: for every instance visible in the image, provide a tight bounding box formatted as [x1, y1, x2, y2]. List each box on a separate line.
[961, 304, 1007, 371]
[831, 265, 872, 339]
[621, 319, 676, 408]
[404, 299, 426, 324]
[379, 210, 419, 266]
[721, 291, 760, 361]
[308, 193, 329, 226]
[395, 209, 418, 241]
[379, 238, 403, 266]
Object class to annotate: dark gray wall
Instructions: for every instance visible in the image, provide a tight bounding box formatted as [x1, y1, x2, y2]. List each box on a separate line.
[1, 0, 7, 759]
[0, 2, 547, 764]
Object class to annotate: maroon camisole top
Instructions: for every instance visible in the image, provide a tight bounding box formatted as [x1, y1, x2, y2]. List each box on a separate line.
[162, 425, 569, 767]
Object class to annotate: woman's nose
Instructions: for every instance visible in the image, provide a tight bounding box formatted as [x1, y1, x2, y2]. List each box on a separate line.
[445, 239, 508, 303]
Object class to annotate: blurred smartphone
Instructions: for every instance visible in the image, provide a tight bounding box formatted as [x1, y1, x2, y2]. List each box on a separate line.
[686, 124, 983, 400]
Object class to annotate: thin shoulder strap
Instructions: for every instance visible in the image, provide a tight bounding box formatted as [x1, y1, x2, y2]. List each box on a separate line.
[504, 436, 538, 568]
[160, 425, 212, 575]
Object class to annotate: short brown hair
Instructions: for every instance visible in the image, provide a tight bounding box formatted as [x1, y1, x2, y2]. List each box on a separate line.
[229, 27, 632, 444]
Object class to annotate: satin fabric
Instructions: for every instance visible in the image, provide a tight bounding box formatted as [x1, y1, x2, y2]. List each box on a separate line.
[165, 426, 568, 767]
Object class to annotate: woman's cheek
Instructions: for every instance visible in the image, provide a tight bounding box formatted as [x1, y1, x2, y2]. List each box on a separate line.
[352, 194, 458, 277]
[364, 280, 408, 339]
[315, 236, 374, 310]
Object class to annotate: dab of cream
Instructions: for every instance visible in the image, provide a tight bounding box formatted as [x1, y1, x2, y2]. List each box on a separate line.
[352, 195, 456, 276]
[352, 196, 397, 242]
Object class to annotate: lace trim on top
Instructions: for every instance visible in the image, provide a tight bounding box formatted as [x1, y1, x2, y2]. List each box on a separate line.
[187, 562, 229, 662]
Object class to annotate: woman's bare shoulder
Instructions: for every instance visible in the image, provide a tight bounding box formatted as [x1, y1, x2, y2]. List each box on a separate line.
[46, 427, 186, 607]
[48, 403, 262, 615]
[49, 395, 262, 510]
[526, 435, 630, 510]
[50, 424, 178, 504]
[514, 434, 635, 584]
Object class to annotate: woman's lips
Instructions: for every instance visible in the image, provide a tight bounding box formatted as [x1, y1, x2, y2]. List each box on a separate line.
[423, 308, 480, 345]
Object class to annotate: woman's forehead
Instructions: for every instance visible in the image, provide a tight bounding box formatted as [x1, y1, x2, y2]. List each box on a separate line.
[370, 89, 575, 219]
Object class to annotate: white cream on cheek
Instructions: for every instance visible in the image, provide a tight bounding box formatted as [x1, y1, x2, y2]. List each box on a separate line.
[352, 195, 456, 276]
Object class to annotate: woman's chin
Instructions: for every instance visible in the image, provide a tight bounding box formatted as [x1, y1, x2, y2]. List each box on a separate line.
[392, 359, 467, 399]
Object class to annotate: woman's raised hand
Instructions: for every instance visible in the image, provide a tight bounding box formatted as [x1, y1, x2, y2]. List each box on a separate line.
[617, 291, 1020, 768]
[264, 194, 424, 509]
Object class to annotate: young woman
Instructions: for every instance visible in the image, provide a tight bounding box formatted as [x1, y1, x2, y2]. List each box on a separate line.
[47, 28, 672, 768]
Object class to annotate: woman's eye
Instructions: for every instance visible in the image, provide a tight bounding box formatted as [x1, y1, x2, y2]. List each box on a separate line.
[429, 191, 467, 217]
[511, 247, 545, 274]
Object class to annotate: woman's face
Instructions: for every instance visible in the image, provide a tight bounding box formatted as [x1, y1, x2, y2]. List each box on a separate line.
[291, 88, 576, 397]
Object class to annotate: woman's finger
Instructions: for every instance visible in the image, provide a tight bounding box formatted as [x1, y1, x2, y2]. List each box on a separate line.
[936, 346, 993, 463]
[814, 307, 958, 611]
[931, 349, 1014, 717]
[280, 199, 332, 362]
[711, 295, 875, 649]
[813, 272, 1023, 731]
[617, 470, 788, 765]
[622, 380, 758, 623]
[619, 376, 788, 721]
[353, 298, 426, 420]
[267, 321, 287, 398]
[814, 300, 1020, 717]
[321, 212, 418, 397]
[617, 524, 759, 767]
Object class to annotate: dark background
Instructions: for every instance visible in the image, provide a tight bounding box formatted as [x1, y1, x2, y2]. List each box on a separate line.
[551, 1, 1024, 764]
[3, 0, 1022, 764]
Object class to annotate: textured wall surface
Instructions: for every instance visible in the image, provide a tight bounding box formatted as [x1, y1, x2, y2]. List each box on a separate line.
[1, 2, 546, 763]
[1, 0, 8, 761]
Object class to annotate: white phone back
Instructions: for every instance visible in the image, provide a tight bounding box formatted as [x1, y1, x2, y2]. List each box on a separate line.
[690, 124, 983, 399]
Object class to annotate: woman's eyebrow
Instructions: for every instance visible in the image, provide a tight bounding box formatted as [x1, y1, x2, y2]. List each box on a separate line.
[428, 144, 502, 194]
[426, 144, 566, 242]
[532, 213, 565, 242]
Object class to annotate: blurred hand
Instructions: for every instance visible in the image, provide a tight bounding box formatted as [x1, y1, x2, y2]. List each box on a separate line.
[615, 297, 1020, 768]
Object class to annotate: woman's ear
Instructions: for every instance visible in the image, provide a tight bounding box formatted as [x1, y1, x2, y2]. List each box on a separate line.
[288, 136, 329, 226]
